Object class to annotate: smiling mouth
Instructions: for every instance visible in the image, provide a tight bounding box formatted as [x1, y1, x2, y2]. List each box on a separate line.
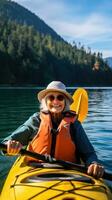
[52, 105, 61, 109]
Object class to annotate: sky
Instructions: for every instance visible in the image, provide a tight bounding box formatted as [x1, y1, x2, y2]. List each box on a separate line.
[13, 0, 112, 58]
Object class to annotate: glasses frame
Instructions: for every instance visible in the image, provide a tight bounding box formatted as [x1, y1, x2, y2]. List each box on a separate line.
[46, 94, 65, 102]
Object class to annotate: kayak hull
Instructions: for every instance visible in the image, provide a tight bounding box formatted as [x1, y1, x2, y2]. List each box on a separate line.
[1, 156, 112, 200]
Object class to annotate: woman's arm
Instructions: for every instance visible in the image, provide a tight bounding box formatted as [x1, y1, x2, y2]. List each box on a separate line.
[72, 121, 104, 178]
[2, 113, 41, 155]
[3, 112, 40, 146]
[72, 120, 98, 165]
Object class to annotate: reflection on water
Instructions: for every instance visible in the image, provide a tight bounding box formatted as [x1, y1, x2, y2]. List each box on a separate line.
[84, 89, 112, 170]
[0, 89, 40, 139]
[0, 88, 112, 189]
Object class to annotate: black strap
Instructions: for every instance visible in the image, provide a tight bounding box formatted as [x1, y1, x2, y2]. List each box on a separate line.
[50, 128, 58, 157]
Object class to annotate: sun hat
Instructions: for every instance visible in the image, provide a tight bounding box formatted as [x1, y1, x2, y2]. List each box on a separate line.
[38, 81, 73, 104]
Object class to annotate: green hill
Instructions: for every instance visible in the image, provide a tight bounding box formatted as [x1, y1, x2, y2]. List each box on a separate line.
[0, 0, 62, 41]
[0, 0, 112, 86]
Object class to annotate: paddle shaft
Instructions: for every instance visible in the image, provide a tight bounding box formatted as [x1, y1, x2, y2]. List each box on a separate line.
[0, 143, 111, 181]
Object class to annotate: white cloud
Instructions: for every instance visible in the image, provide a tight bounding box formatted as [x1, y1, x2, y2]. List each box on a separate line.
[101, 50, 112, 58]
[47, 13, 112, 58]
[49, 13, 111, 39]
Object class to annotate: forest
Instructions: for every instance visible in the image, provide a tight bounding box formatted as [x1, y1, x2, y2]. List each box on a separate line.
[0, 0, 112, 86]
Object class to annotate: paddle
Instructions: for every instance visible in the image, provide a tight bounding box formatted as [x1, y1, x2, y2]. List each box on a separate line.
[70, 88, 88, 122]
[0, 143, 112, 181]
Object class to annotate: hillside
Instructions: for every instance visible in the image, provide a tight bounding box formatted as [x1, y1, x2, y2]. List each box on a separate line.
[0, 0, 112, 86]
[0, 0, 62, 41]
[104, 57, 112, 68]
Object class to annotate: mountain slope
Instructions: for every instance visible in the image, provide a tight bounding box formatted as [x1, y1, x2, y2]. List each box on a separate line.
[0, 0, 112, 86]
[104, 57, 112, 68]
[0, 0, 62, 41]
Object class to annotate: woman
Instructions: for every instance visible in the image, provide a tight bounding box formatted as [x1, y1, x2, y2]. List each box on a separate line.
[3, 81, 104, 178]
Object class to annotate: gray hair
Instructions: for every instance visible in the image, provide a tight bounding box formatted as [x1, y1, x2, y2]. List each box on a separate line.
[40, 96, 71, 112]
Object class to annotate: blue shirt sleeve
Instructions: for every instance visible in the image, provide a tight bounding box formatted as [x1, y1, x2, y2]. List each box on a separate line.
[73, 120, 99, 166]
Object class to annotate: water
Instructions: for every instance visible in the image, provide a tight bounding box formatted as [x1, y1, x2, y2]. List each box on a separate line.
[84, 89, 112, 170]
[0, 88, 112, 190]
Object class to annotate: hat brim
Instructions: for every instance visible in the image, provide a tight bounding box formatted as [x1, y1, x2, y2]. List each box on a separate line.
[38, 88, 73, 104]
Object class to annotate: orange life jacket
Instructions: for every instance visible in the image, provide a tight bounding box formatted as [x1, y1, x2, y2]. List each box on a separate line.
[27, 111, 77, 162]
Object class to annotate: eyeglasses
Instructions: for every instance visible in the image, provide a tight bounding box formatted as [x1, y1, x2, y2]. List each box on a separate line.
[47, 94, 65, 101]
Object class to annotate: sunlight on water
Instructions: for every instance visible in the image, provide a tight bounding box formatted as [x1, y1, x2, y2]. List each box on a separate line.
[83, 89, 112, 171]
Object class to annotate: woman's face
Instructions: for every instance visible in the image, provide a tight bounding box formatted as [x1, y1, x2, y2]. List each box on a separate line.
[46, 92, 65, 114]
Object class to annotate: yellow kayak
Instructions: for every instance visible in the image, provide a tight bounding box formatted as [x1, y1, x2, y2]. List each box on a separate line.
[0, 156, 112, 200]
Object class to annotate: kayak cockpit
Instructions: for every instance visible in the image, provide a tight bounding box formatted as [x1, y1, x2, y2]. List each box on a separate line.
[22, 172, 94, 183]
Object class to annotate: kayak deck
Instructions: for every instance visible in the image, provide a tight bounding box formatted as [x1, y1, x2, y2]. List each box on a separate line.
[1, 156, 112, 200]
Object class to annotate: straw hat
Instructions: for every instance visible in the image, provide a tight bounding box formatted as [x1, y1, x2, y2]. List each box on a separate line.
[38, 81, 73, 104]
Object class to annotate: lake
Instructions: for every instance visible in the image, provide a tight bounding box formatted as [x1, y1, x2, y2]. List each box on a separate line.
[0, 87, 112, 190]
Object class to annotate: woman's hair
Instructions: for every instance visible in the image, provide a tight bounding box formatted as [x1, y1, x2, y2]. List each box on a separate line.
[40, 95, 71, 112]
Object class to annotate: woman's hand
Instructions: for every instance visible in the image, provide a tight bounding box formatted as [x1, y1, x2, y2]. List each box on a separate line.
[6, 140, 23, 155]
[87, 163, 104, 178]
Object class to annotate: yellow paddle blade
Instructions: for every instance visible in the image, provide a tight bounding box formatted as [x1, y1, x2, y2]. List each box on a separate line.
[70, 88, 88, 122]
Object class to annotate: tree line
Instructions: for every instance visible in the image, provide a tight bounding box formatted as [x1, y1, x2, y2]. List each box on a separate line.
[0, 16, 112, 86]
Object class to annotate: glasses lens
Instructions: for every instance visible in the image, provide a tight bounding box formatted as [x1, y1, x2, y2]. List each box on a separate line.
[48, 95, 55, 101]
[57, 95, 64, 101]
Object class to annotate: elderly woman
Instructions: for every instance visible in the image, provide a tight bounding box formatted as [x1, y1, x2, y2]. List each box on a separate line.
[3, 81, 104, 178]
